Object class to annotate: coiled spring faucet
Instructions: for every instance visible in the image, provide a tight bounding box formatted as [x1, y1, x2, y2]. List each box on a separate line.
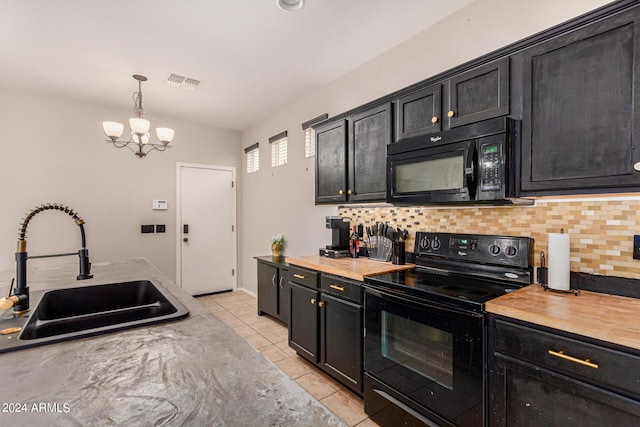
[0, 203, 93, 314]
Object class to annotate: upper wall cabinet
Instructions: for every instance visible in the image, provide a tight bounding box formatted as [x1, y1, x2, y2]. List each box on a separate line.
[520, 6, 640, 195]
[315, 104, 392, 204]
[347, 103, 392, 202]
[316, 120, 348, 204]
[395, 84, 441, 141]
[447, 57, 509, 128]
[395, 57, 510, 143]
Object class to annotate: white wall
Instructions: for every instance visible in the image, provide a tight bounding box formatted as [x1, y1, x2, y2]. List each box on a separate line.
[0, 89, 241, 281]
[238, 0, 613, 293]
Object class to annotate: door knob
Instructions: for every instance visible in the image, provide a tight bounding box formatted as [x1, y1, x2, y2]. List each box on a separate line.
[183, 238, 189, 242]
[447, 110, 455, 118]
[431, 116, 438, 123]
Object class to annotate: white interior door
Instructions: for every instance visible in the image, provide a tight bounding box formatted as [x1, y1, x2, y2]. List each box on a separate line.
[177, 163, 236, 295]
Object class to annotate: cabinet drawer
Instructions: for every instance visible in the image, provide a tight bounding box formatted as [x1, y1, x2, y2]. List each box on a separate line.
[493, 318, 640, 399]
[288, 266, 319, 289]
[321, 274, 362, 304]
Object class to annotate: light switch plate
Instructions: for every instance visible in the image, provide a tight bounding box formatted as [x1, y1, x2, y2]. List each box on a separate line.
[152, 200, 168, 210]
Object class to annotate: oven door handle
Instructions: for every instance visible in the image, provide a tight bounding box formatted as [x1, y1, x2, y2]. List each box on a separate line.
[364, 285, 484, 319]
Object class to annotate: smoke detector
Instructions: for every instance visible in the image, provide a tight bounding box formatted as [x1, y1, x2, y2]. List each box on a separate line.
[165, 74, 202, 91]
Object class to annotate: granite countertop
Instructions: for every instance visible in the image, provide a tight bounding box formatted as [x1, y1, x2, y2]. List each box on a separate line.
[0, 258, 344, 427]
[285, 255, 415, 282]
[486, 284, 640, 352]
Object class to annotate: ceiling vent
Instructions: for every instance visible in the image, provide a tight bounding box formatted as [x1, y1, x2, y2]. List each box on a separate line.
[165, 73, 202, 91]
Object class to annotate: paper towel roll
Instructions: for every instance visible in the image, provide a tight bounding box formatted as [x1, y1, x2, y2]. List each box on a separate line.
[548, 233, 570, 291]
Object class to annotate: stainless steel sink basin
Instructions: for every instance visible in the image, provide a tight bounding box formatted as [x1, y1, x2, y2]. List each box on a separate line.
[0, 280, 189, 353]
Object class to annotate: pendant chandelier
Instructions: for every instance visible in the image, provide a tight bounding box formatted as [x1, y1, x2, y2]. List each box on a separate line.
[102, 74, 175, 158]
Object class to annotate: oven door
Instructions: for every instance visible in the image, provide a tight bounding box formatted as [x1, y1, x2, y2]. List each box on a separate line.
[364, 286, 485, 427]
[386, 139, 477, 204]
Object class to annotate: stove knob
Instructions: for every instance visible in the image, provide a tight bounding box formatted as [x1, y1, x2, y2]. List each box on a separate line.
[420, 237, 430, 250]
[505, 246, 518, 257]
[431, 238, 441, 250]
[489, 244, 501, 255]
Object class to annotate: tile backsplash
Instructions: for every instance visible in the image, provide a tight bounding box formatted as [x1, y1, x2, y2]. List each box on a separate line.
[339, 198, 640, 280]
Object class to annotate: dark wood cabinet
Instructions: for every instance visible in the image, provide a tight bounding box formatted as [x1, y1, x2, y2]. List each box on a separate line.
[395, 84, 441, 140]
[319, 274, 363, 394]
[288, 270, 364, 395]
[448, 57, 509, 128]
[520, 6, 640, 195]
[488, 316, 640, 426]
[315, 104, 392, 204]
[347, 103, 392, 202]
[255, 257, 289, 324]
[289, 281, 319, 361]
[394, 57, 509, 143]
[315, 120, 347, 204]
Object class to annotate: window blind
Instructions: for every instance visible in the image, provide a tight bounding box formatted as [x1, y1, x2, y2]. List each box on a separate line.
[245, 143, 259, 174]
[269, 131, 288, 167]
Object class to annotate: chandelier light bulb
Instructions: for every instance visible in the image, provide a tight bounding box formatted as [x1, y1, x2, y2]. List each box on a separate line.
[156, 127, 175, 144]
[129, 118, 150, 135]
[102, 121, 124, 141]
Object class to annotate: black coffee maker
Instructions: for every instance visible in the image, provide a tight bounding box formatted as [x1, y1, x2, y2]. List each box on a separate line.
[319, 216, 351, 258]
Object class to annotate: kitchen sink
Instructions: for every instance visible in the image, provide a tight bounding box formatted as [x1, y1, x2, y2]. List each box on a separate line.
[0, 280, 189, 353]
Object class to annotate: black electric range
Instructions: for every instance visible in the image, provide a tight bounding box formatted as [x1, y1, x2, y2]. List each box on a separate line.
[362, 232, 533, 427]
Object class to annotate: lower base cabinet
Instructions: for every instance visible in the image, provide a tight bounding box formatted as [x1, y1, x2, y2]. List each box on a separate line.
[289, 269, 363, 395]
[256, 257, 289, 324]
[488, 315, 640, 426]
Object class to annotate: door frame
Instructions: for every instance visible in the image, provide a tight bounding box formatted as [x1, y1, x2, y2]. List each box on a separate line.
[175, 162, 237, 291]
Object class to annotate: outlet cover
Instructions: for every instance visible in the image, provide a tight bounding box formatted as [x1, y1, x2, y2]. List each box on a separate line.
[141, 224, 155, 234]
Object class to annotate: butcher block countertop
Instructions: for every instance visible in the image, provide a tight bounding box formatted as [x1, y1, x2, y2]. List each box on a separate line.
[486, 284, 640, 351]
[285, 255, 414, 282]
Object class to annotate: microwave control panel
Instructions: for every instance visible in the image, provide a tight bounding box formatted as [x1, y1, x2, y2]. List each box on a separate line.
[476, 134, 507, 200]
[479, 141, 503, 191]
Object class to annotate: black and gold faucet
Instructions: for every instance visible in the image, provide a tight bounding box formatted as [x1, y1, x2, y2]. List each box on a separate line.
[0, 203, 93, 314]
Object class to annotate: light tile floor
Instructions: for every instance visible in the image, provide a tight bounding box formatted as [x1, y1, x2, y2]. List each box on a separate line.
[197, 290, 380, 427]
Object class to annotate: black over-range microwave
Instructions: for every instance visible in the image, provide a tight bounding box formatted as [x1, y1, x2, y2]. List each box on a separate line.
[387, 117, 531, 205]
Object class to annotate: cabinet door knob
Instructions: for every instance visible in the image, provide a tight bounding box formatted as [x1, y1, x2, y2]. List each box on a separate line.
[431, 116, 438, 124]
[311, 298, 316, 305]
[339, 190, 344, 195]
[279, 277, 284, 289]
[634, 162, 640, 172]
[447, 110, 455, 118]
[271, 274, 276, 287]
[318, 301, 325, 308]
[347, 189, 353, 195]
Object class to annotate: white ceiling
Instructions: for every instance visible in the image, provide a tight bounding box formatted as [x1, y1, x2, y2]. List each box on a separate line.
[0, 0, 474, 131]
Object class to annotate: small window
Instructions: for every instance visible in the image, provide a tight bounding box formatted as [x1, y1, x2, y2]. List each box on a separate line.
[301, 113, 327, 159]
[304, 127, 315, 158]
[269, 131, 288, 167]
[245, 143, 259, 174]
